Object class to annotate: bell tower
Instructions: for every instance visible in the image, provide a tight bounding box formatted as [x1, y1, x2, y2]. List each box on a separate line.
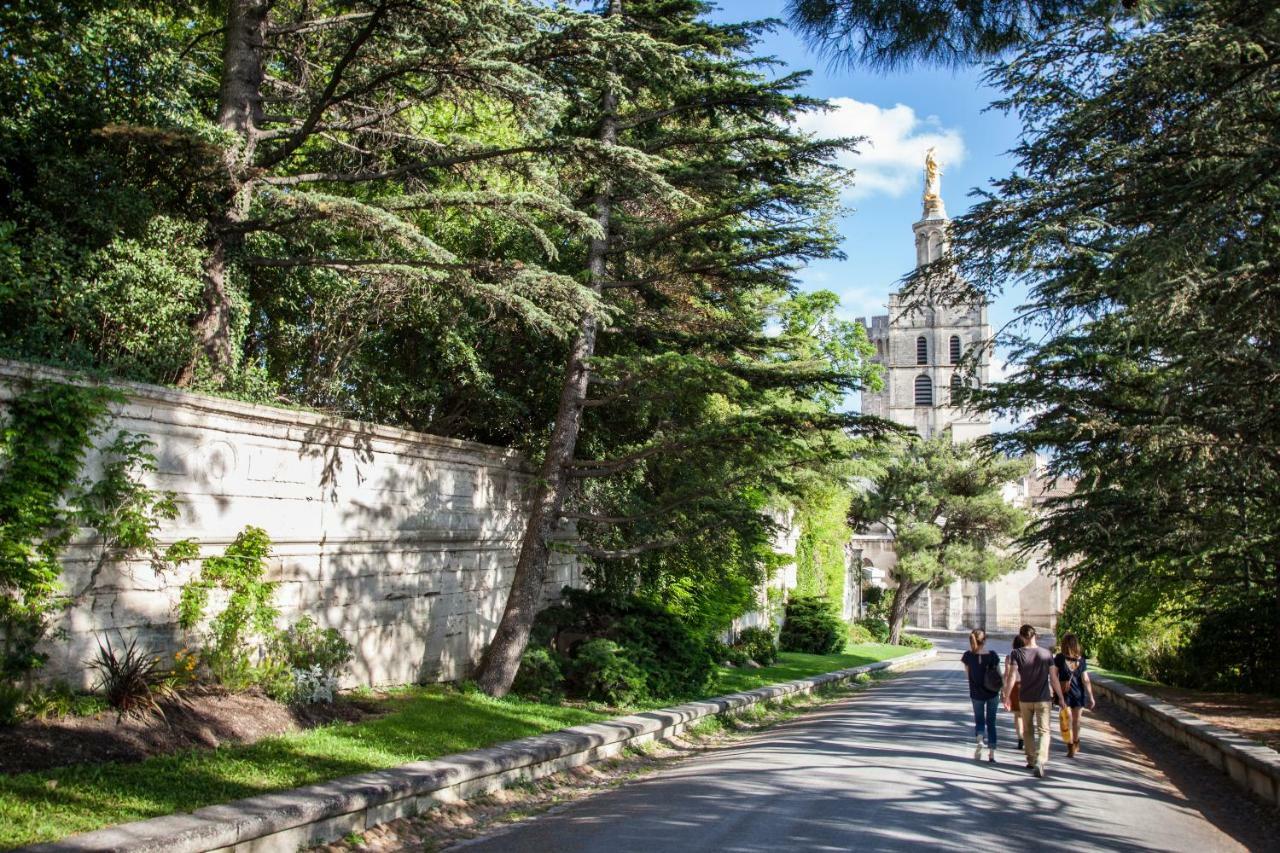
[859, 151, 991, 442]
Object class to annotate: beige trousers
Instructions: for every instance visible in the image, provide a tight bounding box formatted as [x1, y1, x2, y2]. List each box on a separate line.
[1020, 701, 1052, 768]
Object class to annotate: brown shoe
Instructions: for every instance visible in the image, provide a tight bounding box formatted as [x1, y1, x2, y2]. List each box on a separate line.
[1067, 742, 1077, 758]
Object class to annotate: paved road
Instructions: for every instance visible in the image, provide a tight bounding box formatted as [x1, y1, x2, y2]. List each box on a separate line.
[457, 637, 1274, 852]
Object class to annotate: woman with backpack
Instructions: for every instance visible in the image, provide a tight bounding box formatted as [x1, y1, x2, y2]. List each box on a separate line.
[1054, 633, 1097, 757]
[961, 628, 1002, 763]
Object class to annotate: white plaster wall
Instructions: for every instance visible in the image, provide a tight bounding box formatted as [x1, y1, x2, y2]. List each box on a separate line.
[0, 361, 579, 689]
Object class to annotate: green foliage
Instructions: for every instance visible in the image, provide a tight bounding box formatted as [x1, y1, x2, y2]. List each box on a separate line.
[269, 617, 352, 678]
[511, 646, 566, 704]
[897, 633, 933, 650]
[849, 436, 1027, 642]
[733, 626, 779, 666]
[787, 0, 1122, 70]
[0, 381, 188, 687]
[527, 588, 716, 702]
[565, 639, 648, 706]
[855, 617, 891, 644]
[846, 620, 875, 645]
[779, 595, 844, 655]
[923, 0, 1280, 693]
[86, 636, 173, 717]
[267, 616, 353, 705]
[177, 526, 277, 687]
[793, 482, 854, 614]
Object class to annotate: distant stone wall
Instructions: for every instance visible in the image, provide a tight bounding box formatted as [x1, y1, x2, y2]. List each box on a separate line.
[0, 361, 579, 690]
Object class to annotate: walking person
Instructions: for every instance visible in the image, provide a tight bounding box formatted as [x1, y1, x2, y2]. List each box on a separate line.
[1054, 633, 1097, 757]
[1002, 624, 1067, 778]
[1008, 634, 1026, 751]
[961, 629, 1002, 763]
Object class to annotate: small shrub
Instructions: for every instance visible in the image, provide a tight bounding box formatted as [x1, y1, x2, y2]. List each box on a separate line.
[87, 636, 173, 717]
[898, 633, 933, 649]
[734, 626, 778, 665]
[779, 595, 843, 655]
[21, 683, 107, 720]
[719, 643, 750, 667]
[511, 646, 566, 703]
[530, 589, 716, 701]
[846, 621, 875, 645]
[566, 639, 647, 706]
[263, 618, 353, 704]
[858, 617, 891, 644]
[0, 684, 24, 726]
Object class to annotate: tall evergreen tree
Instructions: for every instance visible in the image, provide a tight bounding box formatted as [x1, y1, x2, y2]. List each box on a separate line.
[906, 0, 1280, 688]
[474, 1, 882, 696]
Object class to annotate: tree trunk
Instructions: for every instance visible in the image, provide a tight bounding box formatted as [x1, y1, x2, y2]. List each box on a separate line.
[474, 0, 622, 697]
[178, 0, 267, 387]
[888, 577, 930, 645]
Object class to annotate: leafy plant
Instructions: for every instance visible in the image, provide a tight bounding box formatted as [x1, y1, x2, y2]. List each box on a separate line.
[511, 646, 566, 704]
[87, 635, 173, 717]
[528, 588, 716, 702]
[566, 639, 647, 707]
[734, 627, 778, 666]
[846, 621, 875, 645]
[779, 595, 844, 655]
[0, 381, 192, 691]
[898, 633, 932, 650]
[268, 616, 353, 705]
[177, 526, 278, 686]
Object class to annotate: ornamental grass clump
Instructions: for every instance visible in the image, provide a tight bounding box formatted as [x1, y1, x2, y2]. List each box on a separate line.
[87, 635, 175, 718]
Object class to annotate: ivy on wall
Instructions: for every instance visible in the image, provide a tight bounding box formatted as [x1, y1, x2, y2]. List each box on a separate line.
[793, 483, 853, 616]
[0, 380, 193, 686]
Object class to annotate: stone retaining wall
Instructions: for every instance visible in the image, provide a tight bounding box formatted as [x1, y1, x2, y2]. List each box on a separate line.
[0, 360, 579, 689]
[24, 649, 934, 853]
[1093, 676, 1280, 809]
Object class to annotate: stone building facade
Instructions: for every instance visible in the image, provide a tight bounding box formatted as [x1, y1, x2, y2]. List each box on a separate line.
[850, 157, 1065, 632]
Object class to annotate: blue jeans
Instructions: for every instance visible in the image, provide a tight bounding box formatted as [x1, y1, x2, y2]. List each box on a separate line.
[971, 696, 999, 746]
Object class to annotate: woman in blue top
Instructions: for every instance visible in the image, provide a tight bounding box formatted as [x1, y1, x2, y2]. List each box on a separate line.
[1054, 633, 1096, 757]
[961, 628, 1001, 763]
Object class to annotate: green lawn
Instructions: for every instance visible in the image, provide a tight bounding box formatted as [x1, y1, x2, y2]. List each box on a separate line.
[0, 641, 909, 848]
[712, 642, 915, 695]
[1091, 666, 1163, 690]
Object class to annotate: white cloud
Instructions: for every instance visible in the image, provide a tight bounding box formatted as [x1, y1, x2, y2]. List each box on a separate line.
[794, 98, 966, 201]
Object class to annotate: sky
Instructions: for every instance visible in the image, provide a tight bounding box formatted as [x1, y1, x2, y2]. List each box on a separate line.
[706, 1, 1025, 382]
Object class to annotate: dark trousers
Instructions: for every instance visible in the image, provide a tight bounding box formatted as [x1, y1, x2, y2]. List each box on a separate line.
[971, 695, 999, 746]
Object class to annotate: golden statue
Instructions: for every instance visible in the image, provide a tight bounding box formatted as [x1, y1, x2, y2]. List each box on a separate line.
[923, 147, 942, 212]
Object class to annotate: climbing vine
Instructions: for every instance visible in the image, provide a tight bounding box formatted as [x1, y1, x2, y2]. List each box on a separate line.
[0, 380, 192, 686]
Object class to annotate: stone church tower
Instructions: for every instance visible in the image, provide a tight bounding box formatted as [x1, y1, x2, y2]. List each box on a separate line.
[859, 152, 992, 442]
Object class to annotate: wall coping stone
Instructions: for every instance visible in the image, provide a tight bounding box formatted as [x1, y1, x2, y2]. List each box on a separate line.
[22, 649, 934, 853]
[0, 359, 531, 471]
[1093, 675, 1280, 808]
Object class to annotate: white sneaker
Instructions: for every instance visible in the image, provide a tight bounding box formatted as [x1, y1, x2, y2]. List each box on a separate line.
[974, 738, 984, 760]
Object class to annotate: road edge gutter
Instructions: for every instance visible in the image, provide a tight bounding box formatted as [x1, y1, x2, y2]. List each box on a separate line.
[1093, 675, 1280, 810]
[24, 649, 935, 853]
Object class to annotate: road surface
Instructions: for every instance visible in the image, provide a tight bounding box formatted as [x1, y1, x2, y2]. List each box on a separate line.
[455, 636, 1276, 852]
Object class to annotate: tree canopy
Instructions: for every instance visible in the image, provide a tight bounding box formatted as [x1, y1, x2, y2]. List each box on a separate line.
[904, 0, 1280, 689]
[848, 436, 1026, 643]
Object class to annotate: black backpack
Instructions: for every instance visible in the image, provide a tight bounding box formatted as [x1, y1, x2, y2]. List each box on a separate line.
[982, 652, 1003, 694]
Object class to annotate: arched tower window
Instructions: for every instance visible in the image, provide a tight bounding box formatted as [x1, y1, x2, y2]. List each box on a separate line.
[914, 374, 933, 407]
[928, 232, 944, 262]
[949, 335, 962, 364]
[950, 373, 963, 404]
[916, 336, 928, 365]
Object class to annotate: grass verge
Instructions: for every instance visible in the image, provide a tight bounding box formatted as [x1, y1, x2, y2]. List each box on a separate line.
[0, 642, 910, 848]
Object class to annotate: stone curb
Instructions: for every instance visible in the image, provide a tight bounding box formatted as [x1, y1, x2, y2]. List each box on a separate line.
[1092, 675, 1280, 809]
[23, 649, 935, 853]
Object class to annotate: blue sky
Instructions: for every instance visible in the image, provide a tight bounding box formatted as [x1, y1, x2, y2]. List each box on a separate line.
[707, 1, 1024, 369]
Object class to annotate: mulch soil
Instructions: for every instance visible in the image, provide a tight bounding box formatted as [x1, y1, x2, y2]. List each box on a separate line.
[0, 689, 385, 775]
[1132, 684, 1280, 753]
